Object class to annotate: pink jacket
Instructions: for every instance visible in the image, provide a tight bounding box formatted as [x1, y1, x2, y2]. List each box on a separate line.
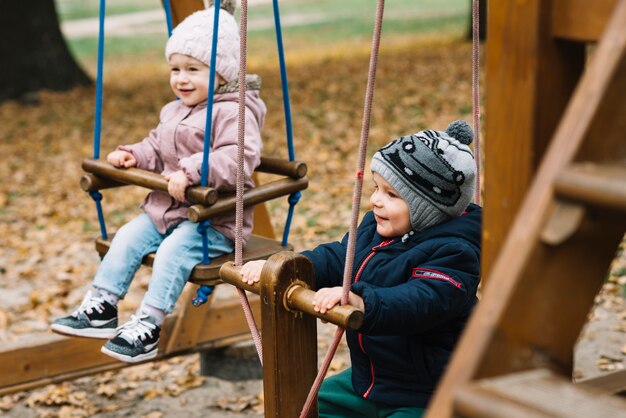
[119, 89, 266, 243]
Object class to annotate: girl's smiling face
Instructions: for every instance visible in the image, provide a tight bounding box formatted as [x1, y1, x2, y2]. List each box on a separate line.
[370, 172, 412, 238]
[168, 53, 213, 106]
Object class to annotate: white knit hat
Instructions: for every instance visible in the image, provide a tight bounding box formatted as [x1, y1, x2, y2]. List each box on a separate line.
[165, 1, 240, 82]
[370, 120, 476, 231]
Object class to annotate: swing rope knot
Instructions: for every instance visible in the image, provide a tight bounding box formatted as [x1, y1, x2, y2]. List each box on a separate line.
[89, 191, 103, 202]
[196, 220, 210, 234]
[287, 191, 302, 205]
[192, 285, 215, 307]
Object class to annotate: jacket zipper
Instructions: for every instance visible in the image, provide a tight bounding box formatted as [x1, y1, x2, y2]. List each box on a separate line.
[354, 239, 393, 399]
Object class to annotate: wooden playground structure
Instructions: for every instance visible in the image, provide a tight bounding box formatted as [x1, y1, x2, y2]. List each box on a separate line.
[427, 0, 626, 416]
[1, 0, 626, 416]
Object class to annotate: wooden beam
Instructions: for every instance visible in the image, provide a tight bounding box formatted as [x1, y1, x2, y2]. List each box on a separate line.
[188, 177, 309, 222]
[552, 0, 617, 42]
[165, 286, 216, 354]
[555, 163, 626, 211]
[577, 369, 626, 395]
[220, 259, 364, 330]
[0, 296, 260, 395]
[427, 2, 626, 415]
[454, 369, 626, 417]
[482, 0, 584, 278]
[165, 0, 205, 27]
[260, 252, 318, 418]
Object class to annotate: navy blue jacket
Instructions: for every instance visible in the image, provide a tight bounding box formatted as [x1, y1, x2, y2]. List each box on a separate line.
[302, 204, 481, 408]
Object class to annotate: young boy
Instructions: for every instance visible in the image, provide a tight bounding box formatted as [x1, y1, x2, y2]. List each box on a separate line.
[241, 120, 481, 417]
[51, 1, 266, 363]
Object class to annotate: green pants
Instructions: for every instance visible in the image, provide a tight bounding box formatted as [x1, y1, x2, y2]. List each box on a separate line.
[318, 369, 425, 418]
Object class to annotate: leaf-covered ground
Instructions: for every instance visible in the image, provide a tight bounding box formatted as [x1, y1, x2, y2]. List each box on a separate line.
[1, 35, 624, 417]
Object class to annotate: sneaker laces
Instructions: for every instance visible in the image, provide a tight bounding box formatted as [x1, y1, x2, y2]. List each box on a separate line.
[72, 290, 106, 318]
[116, 313, 157, 344]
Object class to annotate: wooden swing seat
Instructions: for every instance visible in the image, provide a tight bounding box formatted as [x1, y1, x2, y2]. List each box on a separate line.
[81, 156, 308, 286]
[95, 233, 292, 286]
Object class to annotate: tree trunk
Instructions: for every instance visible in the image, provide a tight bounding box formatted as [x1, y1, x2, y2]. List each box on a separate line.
[466, 0, 487, 41]
[0, 0, 91, 103]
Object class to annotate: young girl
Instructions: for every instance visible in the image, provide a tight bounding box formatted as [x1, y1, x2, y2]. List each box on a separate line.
[52, 1, 266, 363]
[241, 121, 481, 417]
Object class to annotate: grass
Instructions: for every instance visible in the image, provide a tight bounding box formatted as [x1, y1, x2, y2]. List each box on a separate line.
[59, 0, 470, 64]
[56, 0, 160, 20]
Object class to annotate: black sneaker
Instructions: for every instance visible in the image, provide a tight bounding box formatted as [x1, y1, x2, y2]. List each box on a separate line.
[51, 291, 118, 339]
[101, 313, 160, 363]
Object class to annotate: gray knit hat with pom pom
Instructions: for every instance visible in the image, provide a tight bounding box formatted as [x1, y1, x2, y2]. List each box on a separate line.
[370, 120, 476, 231]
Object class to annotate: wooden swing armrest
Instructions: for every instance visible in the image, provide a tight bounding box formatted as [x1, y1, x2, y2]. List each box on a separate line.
[82, 158, 218, 205]
[220, 261, 364, 331]
[80, 173, 127, 192]
[258, 157, 307, 179]
[81, 157, 306, 202]
[188, 177, 308, 222]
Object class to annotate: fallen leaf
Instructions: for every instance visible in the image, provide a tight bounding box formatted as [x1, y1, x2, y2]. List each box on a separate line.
[96, 383, 117, 398]
[0, 395, 15, 411]
[214, 395, 259, 413]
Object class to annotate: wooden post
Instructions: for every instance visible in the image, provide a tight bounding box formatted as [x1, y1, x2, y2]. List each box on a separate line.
[260, 252, 318, 418]
[166, 0, 205, 26]
[482, 0, 585, 278]
[427, 1, 626, 415]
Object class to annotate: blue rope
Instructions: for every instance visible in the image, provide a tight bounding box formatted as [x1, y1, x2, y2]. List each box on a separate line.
[272, 0, 300, 246]
[194, 2, 222, 306]
[89, 192, 108, 241]
[90, 0, 108, 240]
[162, 0, 174, 36]
[272, 0, 295, 162]
[192, 284, 215, 306]
[197, 221, 212, 265]
[281, 191, 301, 246]
[194, 221, 214, 306]
[200, 1, 221, 187]
[93, 0, 106, 160]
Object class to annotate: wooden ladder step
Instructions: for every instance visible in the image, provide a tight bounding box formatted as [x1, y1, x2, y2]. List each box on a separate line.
[96, 234, 292, 285]
[577, 368, 626, 395]
[554, 162, 626, 211]
[454, 369, 626, 418]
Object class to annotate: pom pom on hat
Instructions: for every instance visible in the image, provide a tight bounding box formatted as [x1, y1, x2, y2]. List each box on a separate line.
[165, 3, 240, 82]
[370, 121, 476, 231]
[209, 0, 239, 15]
[445, 120, 474, 145]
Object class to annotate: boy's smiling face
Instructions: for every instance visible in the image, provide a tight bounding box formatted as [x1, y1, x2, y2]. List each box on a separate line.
[169, 53, 213, 106]
[370, 172, 412, 238]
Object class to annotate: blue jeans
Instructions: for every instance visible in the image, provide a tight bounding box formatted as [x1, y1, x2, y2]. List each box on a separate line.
[93, 213, 234, 313]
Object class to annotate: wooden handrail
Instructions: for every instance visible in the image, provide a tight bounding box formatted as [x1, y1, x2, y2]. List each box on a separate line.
[81, 157, 307, 201]
[554, 162, 626, 211]
[80, 173, 126, 192]
[258, 157, 307, 179]
[219, 261, 364, 330]
[82, 158, 218, 206]
[188, 177, 308, 222]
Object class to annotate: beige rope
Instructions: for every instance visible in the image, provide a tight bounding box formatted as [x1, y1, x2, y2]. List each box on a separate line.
[298, 2, 386, 416]
[472, 0, 481, 205]
[234, 0, 263, 364]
